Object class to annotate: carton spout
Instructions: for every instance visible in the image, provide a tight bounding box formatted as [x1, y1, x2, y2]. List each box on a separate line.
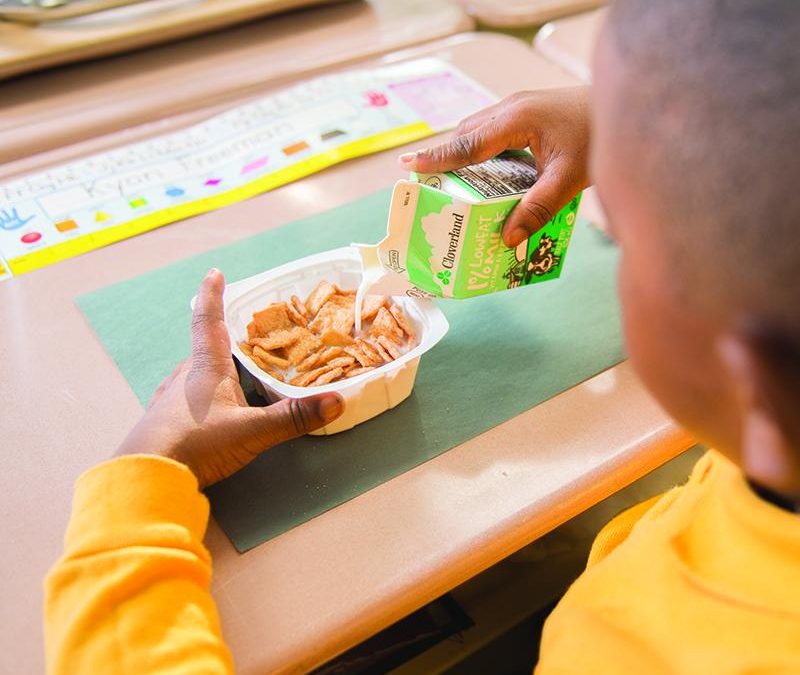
[351, 157, 580, 303]
[352, 243, 384, 332]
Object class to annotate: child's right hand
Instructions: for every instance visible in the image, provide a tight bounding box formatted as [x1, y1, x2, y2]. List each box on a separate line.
[399, 86, 591, 248]
[114, 269, 344, 488]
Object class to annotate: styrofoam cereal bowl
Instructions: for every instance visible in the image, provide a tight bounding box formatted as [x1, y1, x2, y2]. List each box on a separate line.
[219, 247, 448, 435]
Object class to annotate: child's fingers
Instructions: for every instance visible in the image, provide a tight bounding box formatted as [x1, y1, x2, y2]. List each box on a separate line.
[235, 394, 345, 451]
[502, 167, 576, 247]
[452, 101, 506, 137]
[398, 121, 510, 173]
[396, 102, 505, 170]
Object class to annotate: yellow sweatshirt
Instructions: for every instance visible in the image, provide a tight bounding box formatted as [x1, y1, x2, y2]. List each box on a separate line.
[45, 451, 800, 674]
[45, 455, 234, 675]
[537, 450, 800, 674]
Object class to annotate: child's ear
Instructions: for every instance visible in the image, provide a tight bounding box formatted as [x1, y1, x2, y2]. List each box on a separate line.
[717, 320, 800, 501]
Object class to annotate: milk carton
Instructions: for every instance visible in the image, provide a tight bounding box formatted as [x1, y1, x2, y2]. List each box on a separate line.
[355, 151, 581, 300]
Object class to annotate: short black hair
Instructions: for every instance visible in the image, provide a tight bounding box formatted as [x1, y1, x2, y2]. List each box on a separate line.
[606, 0, 800, 336]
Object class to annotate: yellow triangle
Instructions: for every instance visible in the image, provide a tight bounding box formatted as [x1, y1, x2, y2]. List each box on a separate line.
[95, 211, 111, 222]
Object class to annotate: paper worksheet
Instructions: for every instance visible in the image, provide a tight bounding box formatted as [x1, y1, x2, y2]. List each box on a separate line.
[0, 58, 495, 279]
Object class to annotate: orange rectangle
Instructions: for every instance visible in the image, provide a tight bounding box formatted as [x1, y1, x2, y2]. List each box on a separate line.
[55, 219, 78, 233]
[282, 141, 310, 156]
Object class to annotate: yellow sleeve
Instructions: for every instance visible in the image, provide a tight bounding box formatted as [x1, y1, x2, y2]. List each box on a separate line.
[584, 493, 664, 567]
[44, 455, 234, 675]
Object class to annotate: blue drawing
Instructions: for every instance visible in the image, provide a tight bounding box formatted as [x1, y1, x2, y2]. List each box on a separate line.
[165, 187, 185, 197]
[0, 207, 34, 231]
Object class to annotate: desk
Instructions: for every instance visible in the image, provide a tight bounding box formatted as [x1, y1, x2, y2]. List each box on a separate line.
[0, 0, 343, 80]
[455, 0, 604, 29]
[0, 33, 692, 675]
[0, 0, 473, 167]
[533, 6, 605, 83]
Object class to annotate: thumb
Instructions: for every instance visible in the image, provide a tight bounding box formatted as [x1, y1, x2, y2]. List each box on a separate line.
[399, 122, 509, 173]
[502, 166, 577, 247]
[191, 268, 235, 376]
[234, 393, 345, 450]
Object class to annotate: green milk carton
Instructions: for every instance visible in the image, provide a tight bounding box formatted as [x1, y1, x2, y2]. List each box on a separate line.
[356, 151, 581, 299]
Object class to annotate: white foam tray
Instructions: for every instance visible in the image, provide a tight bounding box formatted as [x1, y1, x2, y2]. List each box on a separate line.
[221, 247, 449, 435]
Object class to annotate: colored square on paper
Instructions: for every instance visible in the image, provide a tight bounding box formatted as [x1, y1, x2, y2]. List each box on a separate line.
[241, 156, 268, 174]
[95, 211, 111, 223]
[389, 72, 493, 128]
[55, 219, 78, 233]
[282, 141, 310, 156]
[205, 178, 222, 187]
[321, 129, 346, 141]
[364, 91, 389, 107]
[129, 197, 147, 209]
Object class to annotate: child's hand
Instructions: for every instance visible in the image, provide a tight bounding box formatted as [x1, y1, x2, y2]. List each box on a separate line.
[115, 269, 344, 488]
[399, 86, 590, 248]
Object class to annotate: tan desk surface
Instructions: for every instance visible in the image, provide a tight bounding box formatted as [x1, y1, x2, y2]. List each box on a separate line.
[0, 0, 473, 166]
[455, 0, 604, 28]
[0, 33, 692, 675]
[533, 6, 605, 83]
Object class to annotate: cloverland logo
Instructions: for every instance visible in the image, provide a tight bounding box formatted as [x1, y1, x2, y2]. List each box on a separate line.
[436, 270, 451, 285]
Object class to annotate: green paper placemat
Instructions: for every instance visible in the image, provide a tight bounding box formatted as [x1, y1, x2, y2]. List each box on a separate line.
[78, 189, 624, 552]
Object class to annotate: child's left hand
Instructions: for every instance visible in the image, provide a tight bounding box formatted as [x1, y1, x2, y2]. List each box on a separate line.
[115, 268, 344, 488]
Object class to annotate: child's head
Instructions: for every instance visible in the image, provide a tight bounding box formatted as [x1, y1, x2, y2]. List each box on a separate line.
[591, 0, 800, 499]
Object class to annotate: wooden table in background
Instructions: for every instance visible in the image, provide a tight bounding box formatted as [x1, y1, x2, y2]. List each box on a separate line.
[0, 0, 473, 167]
[0, 32, 692, 675]
[533, 6, 605, 82]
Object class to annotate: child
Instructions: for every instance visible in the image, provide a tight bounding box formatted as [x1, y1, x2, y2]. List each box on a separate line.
[534, 2, 800, 670]
[46, 0, 799, 672]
